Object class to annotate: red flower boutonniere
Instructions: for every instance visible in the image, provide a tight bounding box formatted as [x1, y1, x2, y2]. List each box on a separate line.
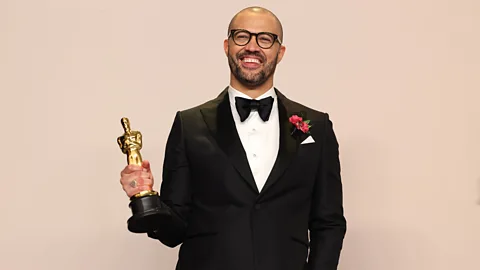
[289, 114, 312, 135]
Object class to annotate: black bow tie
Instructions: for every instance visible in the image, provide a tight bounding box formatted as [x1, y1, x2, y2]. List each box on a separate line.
[235, 96, 274, 122]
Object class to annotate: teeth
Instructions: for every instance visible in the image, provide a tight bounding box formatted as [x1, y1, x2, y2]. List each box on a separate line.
[243, 58, 260, 63]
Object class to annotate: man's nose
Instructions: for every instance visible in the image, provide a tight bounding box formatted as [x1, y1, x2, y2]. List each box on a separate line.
[244, 35, 261, 52]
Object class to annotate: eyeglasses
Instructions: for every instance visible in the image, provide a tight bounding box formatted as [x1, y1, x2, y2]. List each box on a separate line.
[229, 29, 282, 49]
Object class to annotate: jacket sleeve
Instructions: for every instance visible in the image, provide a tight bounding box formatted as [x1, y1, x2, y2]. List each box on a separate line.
[307, 113, 347, 269]
[147, 111, 192, 248]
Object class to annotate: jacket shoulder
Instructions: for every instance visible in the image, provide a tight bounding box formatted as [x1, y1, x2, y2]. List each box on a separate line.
[168, 92, 225, 121]
[282, 94, 330, 122]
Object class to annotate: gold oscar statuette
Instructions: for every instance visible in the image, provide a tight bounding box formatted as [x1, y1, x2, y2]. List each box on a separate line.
[117, 117, 170, 233]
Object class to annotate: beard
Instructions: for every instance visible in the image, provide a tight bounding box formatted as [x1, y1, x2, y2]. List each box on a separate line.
[228, 50, 278, 87]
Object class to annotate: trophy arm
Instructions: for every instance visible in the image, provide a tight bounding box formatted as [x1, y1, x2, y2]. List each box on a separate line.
[117, 136, 123, 147]
[117, 136, 129, 155]
[136, 132, 143, 149]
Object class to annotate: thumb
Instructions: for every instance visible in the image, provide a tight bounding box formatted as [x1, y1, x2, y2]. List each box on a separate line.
[141, 160, 151, 172]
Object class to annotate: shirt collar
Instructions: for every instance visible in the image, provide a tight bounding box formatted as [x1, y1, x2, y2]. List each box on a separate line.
[228, 85, 277, 103]
[227, 85, 278, 122]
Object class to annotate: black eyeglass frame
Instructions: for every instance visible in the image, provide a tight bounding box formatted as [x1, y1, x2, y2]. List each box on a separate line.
[228, 29, 282, 49]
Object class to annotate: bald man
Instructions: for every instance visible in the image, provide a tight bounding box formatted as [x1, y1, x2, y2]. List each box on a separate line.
[120, 6, 346, 270]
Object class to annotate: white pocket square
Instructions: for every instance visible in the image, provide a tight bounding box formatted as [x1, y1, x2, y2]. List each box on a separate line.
[300, 135, 315, 144]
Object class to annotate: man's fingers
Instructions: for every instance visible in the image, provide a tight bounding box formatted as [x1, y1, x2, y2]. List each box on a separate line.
[124, 185, 140, 197]
[138, 185, 152, 191]
[120, 164, 143, 177]
[122, 177, 145, 197]
[142, 160, 151, 172]
[120, 173, 141, 186]
[120, 162, 154, 198]
[121, 175, 152, 191]
[133, 176, 153, 189]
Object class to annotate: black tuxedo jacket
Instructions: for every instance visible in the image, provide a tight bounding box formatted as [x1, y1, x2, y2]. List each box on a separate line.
[147, 88, 347, 270]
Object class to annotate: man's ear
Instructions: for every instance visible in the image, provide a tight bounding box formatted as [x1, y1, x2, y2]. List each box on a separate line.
[276, 45, 286, 64]
[223, 39, 229, 56]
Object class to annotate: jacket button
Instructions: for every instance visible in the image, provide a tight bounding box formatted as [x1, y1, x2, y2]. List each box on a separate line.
[254, 204, 261, 210]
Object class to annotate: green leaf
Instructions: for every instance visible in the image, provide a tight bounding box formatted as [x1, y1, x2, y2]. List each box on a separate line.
[304, 120, 310, 124]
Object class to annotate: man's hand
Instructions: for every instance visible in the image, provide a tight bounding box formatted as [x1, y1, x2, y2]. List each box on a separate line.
[120, 160, 155, 197]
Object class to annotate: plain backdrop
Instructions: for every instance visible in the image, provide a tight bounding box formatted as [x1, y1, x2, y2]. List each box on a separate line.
[1, 0, 479, 269]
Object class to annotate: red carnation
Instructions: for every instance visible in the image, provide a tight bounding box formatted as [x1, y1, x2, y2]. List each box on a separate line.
[289, 114, 312, 134]
[300, 121, 310, 133]
[289, 115, 303, 124]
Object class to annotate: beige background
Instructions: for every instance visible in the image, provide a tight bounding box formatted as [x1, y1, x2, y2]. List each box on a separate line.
[1, 0, 479, 269]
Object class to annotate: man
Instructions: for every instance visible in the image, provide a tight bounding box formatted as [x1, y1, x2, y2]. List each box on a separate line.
[120, 6, 347, 270]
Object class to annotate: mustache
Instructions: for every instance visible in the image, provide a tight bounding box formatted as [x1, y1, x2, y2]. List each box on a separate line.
[236, 51, 265, 62]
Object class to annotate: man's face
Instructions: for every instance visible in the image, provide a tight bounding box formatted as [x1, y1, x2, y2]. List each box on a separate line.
[224, 12, 285, 88]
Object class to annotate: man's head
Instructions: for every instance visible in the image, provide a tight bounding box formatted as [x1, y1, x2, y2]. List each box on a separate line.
[224, 7, 286, 91]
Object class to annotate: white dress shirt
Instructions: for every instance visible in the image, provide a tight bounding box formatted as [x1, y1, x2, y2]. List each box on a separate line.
[228, 86, 280, 192]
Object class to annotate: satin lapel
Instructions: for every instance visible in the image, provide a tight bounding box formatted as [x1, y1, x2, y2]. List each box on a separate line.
[259, 90, 304, 195]
[200, 89, 259, 194]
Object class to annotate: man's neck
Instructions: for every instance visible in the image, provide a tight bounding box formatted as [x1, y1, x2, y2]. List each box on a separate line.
[229, 80, 274, 99]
